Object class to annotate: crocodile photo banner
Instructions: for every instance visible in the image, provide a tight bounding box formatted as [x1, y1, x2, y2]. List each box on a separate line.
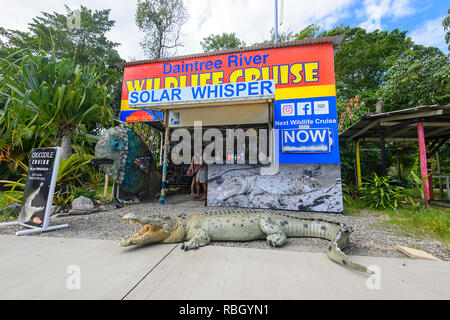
[19, 148, 61, 227]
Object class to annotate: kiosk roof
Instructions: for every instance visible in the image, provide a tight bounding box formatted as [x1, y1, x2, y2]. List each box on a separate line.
[119, 35, 345, 69]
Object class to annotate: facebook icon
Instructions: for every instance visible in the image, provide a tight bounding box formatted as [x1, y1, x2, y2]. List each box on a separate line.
[297, 102, 312, 115]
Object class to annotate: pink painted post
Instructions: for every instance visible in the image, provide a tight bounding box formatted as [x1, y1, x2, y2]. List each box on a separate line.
[417, 122, 430, 201]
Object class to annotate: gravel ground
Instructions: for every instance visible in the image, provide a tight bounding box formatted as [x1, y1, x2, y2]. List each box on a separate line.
[1, 198, 449, 261]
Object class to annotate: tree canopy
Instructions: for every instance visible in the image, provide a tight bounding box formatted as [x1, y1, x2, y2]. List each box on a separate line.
[0, 51, 114, 160]
[0, 5, 124, 115]
[0, 5, 122, 68]
[443, 8, 450, 51]
[135, 0, 188, 59]
[201, 33, 246, 52]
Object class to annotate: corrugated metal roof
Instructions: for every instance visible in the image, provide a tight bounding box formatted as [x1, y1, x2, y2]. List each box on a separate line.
[119, 35, 345, 68]
[339, 105, 450, 141]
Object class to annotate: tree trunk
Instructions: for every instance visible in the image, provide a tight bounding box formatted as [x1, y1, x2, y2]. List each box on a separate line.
[61, 134, 72, 161]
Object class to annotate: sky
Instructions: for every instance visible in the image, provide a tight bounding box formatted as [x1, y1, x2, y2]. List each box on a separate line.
[0, 0, 448, 61]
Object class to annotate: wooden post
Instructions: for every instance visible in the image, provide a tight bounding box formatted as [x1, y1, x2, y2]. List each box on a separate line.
[110, 182, 115, 201]
[355, 140, 362, 187]
[436, 150, 443, 198]
[396, 150, 402, 181]
[417, 122, 430, 202]
[426, 140, 434, 200]
[159, 131, 163, 166]
[380, 133, 387, 176]
[160, 111, 169, 205]
[103, 174, 109, 198]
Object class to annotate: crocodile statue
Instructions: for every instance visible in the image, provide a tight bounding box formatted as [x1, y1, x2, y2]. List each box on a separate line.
[119, 209, 371, 274]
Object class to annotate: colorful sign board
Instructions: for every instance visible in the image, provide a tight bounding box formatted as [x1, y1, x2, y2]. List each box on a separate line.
[120, 42, 339, 164]
[128, 80, 275, 108]
[119, 109, 163, 122]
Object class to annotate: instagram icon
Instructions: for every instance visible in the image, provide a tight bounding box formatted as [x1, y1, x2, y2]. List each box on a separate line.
[281, 103, 295, 116]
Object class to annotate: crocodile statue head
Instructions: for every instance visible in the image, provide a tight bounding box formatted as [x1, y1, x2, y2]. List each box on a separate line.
[119, 212, 176, 247]
[91, 125, 160, 197]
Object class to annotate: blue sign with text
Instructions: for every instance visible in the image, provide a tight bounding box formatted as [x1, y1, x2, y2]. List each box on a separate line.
[282, 128, 331, 153]
[274, 96, 340, 164]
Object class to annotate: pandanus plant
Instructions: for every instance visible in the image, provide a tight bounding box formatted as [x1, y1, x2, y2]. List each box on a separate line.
[0, 50, 113, 160]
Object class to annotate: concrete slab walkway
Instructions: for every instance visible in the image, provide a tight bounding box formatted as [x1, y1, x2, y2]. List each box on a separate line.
[0, 235, 449, 300]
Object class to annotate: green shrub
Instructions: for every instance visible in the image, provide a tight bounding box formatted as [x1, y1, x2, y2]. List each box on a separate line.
[71, 187, 99, 203]
[360, 173, 405, 209]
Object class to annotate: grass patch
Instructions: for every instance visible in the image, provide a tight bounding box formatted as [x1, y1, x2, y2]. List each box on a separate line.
[382, 207, 450, 243]
[0, 192, 21, 211]
[0, 193, 9, 211]
[346, 198, 450, 244]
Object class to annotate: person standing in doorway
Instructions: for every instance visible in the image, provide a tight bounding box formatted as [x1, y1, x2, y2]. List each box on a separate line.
[195, 156, 208, 201]
[188, 155, 197, 198]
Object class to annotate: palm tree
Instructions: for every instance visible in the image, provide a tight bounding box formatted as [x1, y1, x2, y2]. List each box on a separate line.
[0, 50, 113, 160]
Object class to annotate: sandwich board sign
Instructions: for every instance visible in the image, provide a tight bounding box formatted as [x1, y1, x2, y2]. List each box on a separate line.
[0, 147, 68, 235]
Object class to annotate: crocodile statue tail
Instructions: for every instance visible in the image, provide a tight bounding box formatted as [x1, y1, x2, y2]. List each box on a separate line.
[326, 227, 371, 274]
[274, 214, 371, 274]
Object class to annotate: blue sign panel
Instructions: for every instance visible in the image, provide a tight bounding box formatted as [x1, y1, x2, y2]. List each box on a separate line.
[274, 96, 340, 164]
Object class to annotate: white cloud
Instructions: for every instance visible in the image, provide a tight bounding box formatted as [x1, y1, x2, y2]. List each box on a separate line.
[0, 0, 146, 60]
[179, 0, 355, 56]
[358, 0, 417, 31]
[409, 16, 447, 51]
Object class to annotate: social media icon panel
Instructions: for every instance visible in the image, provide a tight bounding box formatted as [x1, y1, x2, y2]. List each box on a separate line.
[281, 103, 295, 116]
[297, 102, 312, 115]
[313, 101, 329, 115]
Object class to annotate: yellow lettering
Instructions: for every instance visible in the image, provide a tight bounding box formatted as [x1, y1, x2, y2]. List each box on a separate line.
[190, 74, 199, 87]
[199, 73, 211, 86]
[153, 78, 161, 89]
[211, 72, 224, 85]
[272, 66, 279, 85]
[145, 78, 153, 90]
[290, 63, 303, 84]
[165, 76, 178, 88]
[244, 68, 261, 82]
[305, 62, 319, 82]
[261, 67, 270, 80]
[229, 69, 243, 83]
[179, 75, 187, 87]
[280, 65, 289, 84]
[126, 79, 145, 92]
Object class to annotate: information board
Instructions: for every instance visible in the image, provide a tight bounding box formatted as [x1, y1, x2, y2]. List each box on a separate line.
[19, 148, 61, 227]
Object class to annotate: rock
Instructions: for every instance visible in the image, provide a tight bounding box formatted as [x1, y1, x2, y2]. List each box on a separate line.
[69, 196, 95, 215]
[0, 203, 21, 216]
[395, 245, 441, 261]
[99, 204, 117, 212]
[72, 196, 94, 211]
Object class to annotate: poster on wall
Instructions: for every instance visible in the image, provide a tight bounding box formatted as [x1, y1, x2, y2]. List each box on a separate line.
[207, 163, 343, 213]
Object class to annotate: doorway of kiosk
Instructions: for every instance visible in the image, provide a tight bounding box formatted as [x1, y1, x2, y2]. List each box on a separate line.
[159, 100, 272, 198]
[165, 123, 271, 196]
